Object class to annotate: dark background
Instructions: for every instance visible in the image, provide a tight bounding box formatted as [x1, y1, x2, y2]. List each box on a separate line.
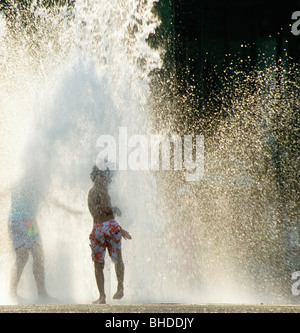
[153, 0, 300, 105]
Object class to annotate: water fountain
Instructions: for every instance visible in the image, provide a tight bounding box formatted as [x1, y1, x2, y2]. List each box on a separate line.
[0, 0, 164, 304]
[0, 0, 299, 306]
[151, 57, 300, 304]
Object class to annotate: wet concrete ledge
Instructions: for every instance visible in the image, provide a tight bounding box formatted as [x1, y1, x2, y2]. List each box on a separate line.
[1, 303, 300, 313]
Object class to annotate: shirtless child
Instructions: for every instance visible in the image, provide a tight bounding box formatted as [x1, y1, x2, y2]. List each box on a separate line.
[88, 165, 131, 304]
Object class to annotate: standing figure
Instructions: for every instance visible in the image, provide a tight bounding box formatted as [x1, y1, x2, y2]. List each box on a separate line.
[9, 170, 82, 303]
[88, 165, 131, 304]
[9, 175, 51, 303]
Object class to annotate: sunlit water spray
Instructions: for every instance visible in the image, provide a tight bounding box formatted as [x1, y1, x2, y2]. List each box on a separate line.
[0, 1, 298, 305]
[152, 55, 299, 304]
[0, 0, 166, 304]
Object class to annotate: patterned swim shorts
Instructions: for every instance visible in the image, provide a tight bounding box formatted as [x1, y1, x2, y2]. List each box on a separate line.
[10, 220, 40, 249]
[89, 219, 122, 264]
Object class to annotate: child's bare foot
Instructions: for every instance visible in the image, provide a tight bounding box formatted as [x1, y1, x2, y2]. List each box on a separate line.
[113, 288, 124, 300]
[92, 296, 106, 304]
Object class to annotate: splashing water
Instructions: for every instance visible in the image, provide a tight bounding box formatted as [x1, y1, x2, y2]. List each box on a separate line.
[0, 0, 164, 304]
[0, 1, 299, 306]
[151, 56, 300, 304]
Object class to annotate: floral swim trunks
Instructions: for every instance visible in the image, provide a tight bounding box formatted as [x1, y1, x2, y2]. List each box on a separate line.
[89, 219, 122, 264]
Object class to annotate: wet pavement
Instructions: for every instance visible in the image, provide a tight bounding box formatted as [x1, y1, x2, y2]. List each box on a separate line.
[1, 303, 300, 313]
